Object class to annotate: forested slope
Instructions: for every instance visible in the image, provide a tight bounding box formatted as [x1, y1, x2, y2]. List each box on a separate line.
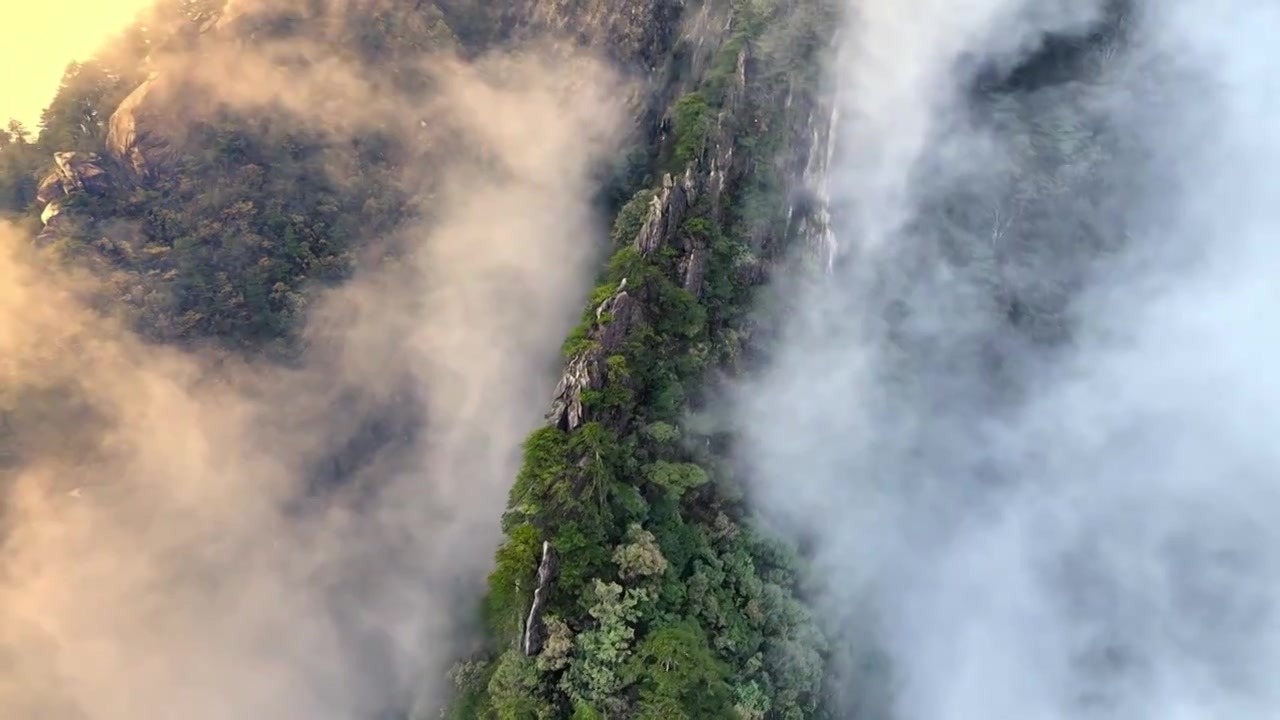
[453, 0, 840, 715]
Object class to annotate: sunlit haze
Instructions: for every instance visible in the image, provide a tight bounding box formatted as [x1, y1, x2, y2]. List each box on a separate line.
[0, 0, 155, 130]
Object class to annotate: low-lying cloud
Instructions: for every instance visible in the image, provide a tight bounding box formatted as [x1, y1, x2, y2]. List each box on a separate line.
[740, 0, 1280, 717]
[0, 34, 623, 720]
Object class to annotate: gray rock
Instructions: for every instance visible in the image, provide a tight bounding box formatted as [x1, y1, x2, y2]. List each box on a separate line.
[547, 288, 642, 431]
[635, 169, 696, 256]
[521, 541, 559, 656]
[52, 152, 110, 193]
[35, 208, 75, 247]
[35, 173, 65, 205]
[106, 74, 172, 177]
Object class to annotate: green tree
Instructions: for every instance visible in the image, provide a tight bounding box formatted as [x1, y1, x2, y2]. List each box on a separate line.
[561, 580, 648, 710]
[38, 60, 131, 151]
[0, 121, 43, 213]
[613, 524, 669, 580]
[644, 460, 709, 499]
[486, 650, 554, 720]
[625, 621, 737, 719]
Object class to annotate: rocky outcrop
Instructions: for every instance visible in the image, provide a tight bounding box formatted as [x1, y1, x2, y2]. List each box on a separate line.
[635, 169, 697, 256]
[790, 96, 839, 269]
[547, 280, 643, 431]
[545, 19, 770, 429]
[681, 236, 709, 294]
[32, 152, 112, 246]
[39, 199, 63, 226]
[546, 164, 719, 429]
[682, 0, 735, 80]
[51, 152, 110, 194]
[36, 173, 65, 206]
[105, 74, 173, 178]
[35, 203, 77, 246]
[524, 0, 683, 70]
[521, 541, 559, 656]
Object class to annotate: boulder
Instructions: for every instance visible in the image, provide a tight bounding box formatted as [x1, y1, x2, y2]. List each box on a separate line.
[31, 152, 112, 246]
[35, 173, 65, 205]
[40, 199, 63, 226]
[52, 152, 110, 193]
[34, 205, 74, 246]
[105, 74, 173, 177]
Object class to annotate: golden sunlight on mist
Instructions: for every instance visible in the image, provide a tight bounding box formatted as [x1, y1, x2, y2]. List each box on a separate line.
[0, 0, 156, 130]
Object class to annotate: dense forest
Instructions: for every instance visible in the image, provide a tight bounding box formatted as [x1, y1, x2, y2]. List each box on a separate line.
[0, 0, 841, 717]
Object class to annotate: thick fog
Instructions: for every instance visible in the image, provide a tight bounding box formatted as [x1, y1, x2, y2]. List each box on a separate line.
[740, 0, 1280, 718]
[0, 18, 624, 720]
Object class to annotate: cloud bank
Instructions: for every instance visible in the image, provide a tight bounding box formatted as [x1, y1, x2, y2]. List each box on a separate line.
[0, 36, 623, 720]
[740, 0, 1280, 717]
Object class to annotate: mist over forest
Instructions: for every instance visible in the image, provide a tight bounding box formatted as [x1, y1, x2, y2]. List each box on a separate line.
[1, 1, 1275, 719]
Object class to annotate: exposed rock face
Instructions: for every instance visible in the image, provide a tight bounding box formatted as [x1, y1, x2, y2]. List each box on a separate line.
[636, 169, 697, 256]
[791, 95, 839, 268]
[681, 0, 734, 79]
[547, 281, 643, 431]
[681, 235, 709, 294]
[32, 152, 112, 246]
[523, 0, 683, 70]
[52, 152, 110, 194]
[545, 16, 771, 432]
[521, 541, 559, 656]
[36, 173, 65, 206]
[105, 74, 172, 178]
[35, 204, 76, 246]
[40, 199, 63, 226]
[545, 161, 724, 430]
